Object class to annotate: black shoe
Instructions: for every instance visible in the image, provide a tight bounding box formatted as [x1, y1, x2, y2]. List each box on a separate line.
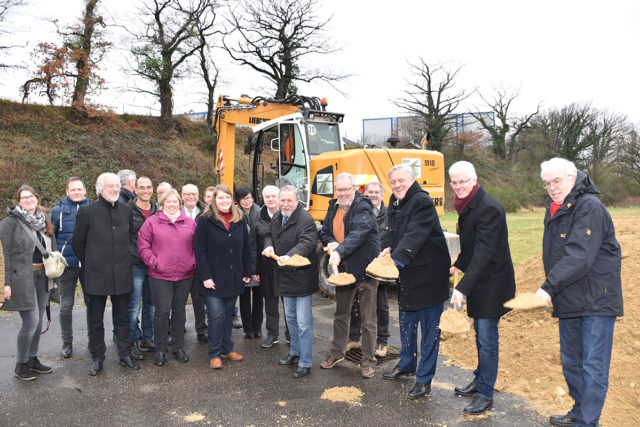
[14, 362, 36, 381]
[408, 382, 431, 399]
[130, 342, 145, 360]
[454, 381, 478, 396]
[293, 366, 311, 378]
[463, 396, 493, 415]
[383, 365, 415, 380]
[60, 342, 73, 358]
[119, 356, 140, 371]
[253, 332, 262, 338]
[197, 333, 208, 343]
[173, 349, 189, 362]
[550, 413, 577, 427]
[261, 336, 279, 348]
[279, 354, 300, 365]
[88, 359, 103, 376]
[154, 352, 166, 366]
[245, 333, 255, 339]
[139, 338, 155, 352]
[28, 357, 52, 374]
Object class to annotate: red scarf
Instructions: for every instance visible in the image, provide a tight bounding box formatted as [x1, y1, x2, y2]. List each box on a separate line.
[454, 182, 481, 214]
[221, 210, 232, 229]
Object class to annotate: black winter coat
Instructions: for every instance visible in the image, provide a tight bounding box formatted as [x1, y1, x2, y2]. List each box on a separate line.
[265, 202, 318, 297]
[71, 196, 133, 296]
[194, 213, 251, 298]
[541, 171, 623, 318]
[128, 198, 158, 268]
[320, 192, 380, 282]
[376, 202, 392, 249]
[118, 187, 135, 206]
[388, 181, 450, 311]
[453, 187, 515, 318]
[254, 205, 278, 297]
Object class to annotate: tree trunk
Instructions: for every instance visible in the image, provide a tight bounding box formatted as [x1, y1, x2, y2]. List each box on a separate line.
[72, 0, 99, 107]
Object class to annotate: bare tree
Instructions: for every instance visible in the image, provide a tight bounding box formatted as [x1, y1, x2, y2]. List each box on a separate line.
[394, 59, 470, 152]
[0, 0, 25, 69]
[586, 110, 627, 183]
[614, 125, 640, 184]
[194, 7, 221, 128]
[223, 0, 345, 99]
[506, 110, 540, 161]
[470, 86, 540, 160]
[61, 0, 108, 108]
[130, 0, 218, 122]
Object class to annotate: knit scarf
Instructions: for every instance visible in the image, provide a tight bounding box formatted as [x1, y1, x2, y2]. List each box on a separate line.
[15, 205, 46, 232]
[453, 182, 481, 214]
[164, 210, 180, 222]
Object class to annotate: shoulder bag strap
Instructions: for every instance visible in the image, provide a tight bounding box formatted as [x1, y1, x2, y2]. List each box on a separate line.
[17, 220, 48, 257]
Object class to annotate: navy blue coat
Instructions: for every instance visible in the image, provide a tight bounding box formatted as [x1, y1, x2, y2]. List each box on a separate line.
[320, 192, 380, 282]
[453, 187, 515, 318]
[541, 171, 623, 318]
[194, 213, 251, 298]
[388, 181, 450, 311]
[50, 196, 90, 267]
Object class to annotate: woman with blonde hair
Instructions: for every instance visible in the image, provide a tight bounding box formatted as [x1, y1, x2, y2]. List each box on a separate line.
[137, 189, 197, 366]
[194, 185, 251, 369]
[0, 185, 56, 381]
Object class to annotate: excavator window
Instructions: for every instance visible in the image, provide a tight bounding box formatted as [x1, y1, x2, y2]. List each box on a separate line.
[279, 123, 307, 192]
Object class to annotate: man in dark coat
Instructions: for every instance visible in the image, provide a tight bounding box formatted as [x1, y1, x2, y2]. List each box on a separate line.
[263, 185, 318, 379]
[536, 158, 623, 427]
[382, 164, 451, 400]
[348, 180, 392, 357]
[448, 161, 516, 415]
[50, 177, 90, 359]
[319, 173, 380, 378]
[117, 169, 136, 206]
[72, 172, 138, 376]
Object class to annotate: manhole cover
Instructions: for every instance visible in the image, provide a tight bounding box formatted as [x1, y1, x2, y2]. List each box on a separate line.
[345, 347, 399, 364]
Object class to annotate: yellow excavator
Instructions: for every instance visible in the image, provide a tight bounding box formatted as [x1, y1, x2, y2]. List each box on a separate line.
[211, 94, 449, 296]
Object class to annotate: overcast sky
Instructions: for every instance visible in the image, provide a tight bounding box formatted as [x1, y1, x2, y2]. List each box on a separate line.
[1, 0, 638, 140]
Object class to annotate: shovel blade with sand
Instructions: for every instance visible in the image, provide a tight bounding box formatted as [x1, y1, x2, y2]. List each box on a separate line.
[439, 271, 470, 334]
[365, 253, 399, 281]
[325, 247, 356, 286]
[503, 292, 549, 311]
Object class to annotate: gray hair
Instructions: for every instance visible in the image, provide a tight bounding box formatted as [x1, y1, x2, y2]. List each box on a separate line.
[388, 164, 415, 180]
[449, 161, 477, 180]
[365, 181, 384, 196]
[262, 185, 280, 197]
[279, 185, 299, 200]
[335, 172, 355, 188]
[157, 182, 172, 191]
[181, 183, 199, 194]
[96, 172, 119, 196]
[540, 157, 578, 180]
[117, 169, 136, 187]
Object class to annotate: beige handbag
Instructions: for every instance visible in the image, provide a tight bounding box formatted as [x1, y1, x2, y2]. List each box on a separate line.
[18, 221, 68, 278]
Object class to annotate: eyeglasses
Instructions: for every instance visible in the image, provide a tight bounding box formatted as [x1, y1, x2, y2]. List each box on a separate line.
[336, 186, 355, 194]
[449, 178, 472, 187]
[20, 195, 36, 201]
[240, 195, 254, 202]
[542, 176, 567, 189]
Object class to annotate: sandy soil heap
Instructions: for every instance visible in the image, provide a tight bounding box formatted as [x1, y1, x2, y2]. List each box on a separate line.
[440, 216, 639, 426]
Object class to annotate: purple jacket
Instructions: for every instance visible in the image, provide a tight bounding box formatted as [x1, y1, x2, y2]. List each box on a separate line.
[137, 211, 197, 281]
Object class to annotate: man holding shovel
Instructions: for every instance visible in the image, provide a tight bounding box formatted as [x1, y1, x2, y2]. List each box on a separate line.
[448, 161, 515, 415]
[319, 172, 380, 378]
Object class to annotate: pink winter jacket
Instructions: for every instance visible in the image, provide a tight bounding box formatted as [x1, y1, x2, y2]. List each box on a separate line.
[137, 211, 197, 281]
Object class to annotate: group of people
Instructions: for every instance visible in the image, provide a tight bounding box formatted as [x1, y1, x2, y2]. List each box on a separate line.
[1, 157, 622, 427]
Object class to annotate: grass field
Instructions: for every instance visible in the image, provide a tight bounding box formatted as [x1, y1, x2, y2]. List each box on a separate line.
[439, 206, 640, 268]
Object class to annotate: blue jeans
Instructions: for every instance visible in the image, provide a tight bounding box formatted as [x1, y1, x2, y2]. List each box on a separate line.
[398, 303, 443, 384]
[283, 295, 314, 368]
[559, 316, 616, 427]
[473, 317, 500, 400]
[128, 266, 154, 343]
[203, 295, 236, 359]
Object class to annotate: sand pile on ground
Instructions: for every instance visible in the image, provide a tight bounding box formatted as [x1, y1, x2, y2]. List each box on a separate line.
[439, 216, 640, 426]
[320, 386, 363, 406]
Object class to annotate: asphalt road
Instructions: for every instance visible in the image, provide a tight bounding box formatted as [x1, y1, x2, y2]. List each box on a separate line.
[0, 290, 548, 426]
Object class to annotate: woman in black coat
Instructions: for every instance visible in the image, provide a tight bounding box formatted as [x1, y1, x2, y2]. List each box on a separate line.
[0, 185, 56, 380]
[194, 185, 251, 369]
[449, 161, 515, 416]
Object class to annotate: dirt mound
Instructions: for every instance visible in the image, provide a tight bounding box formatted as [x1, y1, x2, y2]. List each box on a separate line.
[440, 216, 640, 426]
